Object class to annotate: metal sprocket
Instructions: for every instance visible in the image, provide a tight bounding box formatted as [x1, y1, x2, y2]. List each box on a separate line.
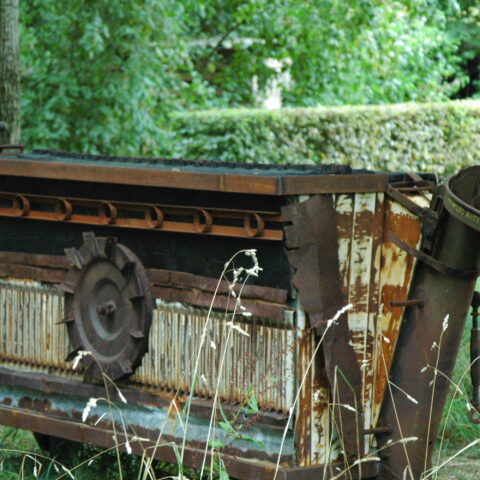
[61, 232, 154, 381]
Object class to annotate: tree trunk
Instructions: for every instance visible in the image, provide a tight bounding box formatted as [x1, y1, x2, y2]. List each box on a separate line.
[0, 0, 21, 144]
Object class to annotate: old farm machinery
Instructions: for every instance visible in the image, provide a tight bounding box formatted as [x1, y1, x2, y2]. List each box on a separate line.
[0, 145, 478, 479]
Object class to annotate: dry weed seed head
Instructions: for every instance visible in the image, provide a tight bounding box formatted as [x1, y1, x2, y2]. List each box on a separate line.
[442, 314, 449, 333]
[72, 350, 92, 369]
[82, 397, 99, 422]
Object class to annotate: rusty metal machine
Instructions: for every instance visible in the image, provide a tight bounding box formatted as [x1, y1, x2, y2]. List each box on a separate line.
[0, 145, 478, 479]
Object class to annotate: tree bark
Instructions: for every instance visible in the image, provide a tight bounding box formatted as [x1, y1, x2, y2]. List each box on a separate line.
[0, 0, 21, 144]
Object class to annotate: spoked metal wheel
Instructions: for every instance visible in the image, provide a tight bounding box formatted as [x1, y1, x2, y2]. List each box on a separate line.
[61, 232, 154, 381]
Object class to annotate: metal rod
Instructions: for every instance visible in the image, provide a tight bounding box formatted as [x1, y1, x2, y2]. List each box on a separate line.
[390, 299, 424, 308]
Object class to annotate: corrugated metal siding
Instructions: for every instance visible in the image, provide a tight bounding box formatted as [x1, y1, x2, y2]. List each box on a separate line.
[132, 302, 295, 411]
[0, 280, 295, 413]
[0, 280, 67, 368]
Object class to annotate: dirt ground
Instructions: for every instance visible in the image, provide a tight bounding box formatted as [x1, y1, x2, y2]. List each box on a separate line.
[436, 459, 480, 479]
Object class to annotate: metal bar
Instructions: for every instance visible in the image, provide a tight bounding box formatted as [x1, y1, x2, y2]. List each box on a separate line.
[0, 367, 288, 428]
[0, 263, 65, 283]
[0, 190, 283, 218]
[0, 190, 284, 241]
[0, 251, 70, 269]
[0, 251, 288, 303]
[389, 232, 478, 279]
[151, 286, 290, 323]
[389, 299, 424, 308]
[0, 158, 281, 195]
[0, 157, 392, 196]
[281, 174, 389, 195]
[0, 405, 379, 480]
[148, 269, 288, 304]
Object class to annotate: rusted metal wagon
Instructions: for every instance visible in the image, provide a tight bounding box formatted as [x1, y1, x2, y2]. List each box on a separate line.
[0, 145, 478, 479]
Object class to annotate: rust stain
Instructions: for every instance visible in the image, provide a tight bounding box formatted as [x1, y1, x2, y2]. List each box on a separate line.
[366, 194, 385, 437]
[372, 197, 422, 424]
[335, 193, 355, 298]
[295, 329, 313, 466]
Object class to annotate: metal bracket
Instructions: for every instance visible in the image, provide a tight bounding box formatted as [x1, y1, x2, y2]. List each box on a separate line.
[386, 177, 441, 252]
[0, 144, 24, 155]
[389, 233, 479, 279]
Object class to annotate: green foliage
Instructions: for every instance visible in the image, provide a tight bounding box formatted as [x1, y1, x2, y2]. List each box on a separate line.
[440, 278, 480, 449]
[180, 0, 463, 107]
[19, 1, 467, 155]
[168, 100, 480, 174]
[20, 0, 187, 155]
[440, 329, 480, 448]
[279, 1, 462, 106]
[444, 0, 480, 97]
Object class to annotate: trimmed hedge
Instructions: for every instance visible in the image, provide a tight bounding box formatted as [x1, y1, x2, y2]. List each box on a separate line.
[168, 100, 480, 175]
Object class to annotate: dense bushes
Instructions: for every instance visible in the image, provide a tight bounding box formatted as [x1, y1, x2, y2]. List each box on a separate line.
[169, 100, 480, 175]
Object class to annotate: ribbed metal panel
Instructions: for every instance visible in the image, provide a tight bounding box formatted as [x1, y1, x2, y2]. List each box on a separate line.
[133, 303, 295, 412]
[0, 279, 295, 412]
[0, 279, 67, 368]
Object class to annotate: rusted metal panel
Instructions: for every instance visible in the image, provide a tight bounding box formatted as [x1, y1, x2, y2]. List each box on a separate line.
[282, 195, 365, 463]
[343, 192, 378, 447]
[133, 301, 295, 412]
[0, 279, 295, 412]
[0, 157, 281, 195]
[378, 167, 480, 478]
[370, 197, 423, 427]
[333, 192, 426, 442]
[283, 190, 425, 466]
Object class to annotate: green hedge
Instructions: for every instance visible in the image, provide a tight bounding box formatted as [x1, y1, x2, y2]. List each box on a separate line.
[168, 100, 480, 174]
